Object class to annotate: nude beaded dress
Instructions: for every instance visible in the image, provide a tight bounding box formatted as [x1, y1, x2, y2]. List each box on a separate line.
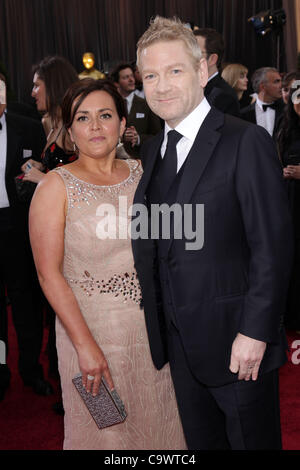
[53, 160, 187, 450]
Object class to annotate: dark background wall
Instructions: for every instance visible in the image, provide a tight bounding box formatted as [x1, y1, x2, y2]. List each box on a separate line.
[0, 0, 284, 105]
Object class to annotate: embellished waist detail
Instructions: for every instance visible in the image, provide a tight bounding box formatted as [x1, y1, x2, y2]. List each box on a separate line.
[66, 270, 142, 305]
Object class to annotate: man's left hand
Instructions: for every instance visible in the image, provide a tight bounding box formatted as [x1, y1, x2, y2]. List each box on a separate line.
[229, 333, 267, 381]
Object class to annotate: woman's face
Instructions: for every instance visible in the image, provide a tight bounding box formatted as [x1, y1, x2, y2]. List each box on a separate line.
[235, 71, 248, 92]
[282, 79, 296, 105]
[68, 90, 126, 160]
[31, 73, 47, 112]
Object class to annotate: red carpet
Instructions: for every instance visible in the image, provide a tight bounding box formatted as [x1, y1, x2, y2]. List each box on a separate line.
[0, 309, 299, 450]
[0, 310, 64, 450]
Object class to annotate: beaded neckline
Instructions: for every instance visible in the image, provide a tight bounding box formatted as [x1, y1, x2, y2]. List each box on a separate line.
[56, 159, 138, 189]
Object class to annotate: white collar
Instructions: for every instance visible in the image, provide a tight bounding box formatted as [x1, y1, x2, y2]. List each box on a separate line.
[208, 71, 219, 83]
[125, 91, 135, 105]
[256, 97, 274, 111]
[164, 97, 211, 142]
[0, 112, 6, 127]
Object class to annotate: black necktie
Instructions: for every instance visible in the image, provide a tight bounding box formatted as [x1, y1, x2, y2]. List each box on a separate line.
[0, 122, 2, 130]
[160, 130, 182, 196]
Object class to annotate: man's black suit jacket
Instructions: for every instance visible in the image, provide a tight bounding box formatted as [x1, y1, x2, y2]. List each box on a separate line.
[240, 100, 285, 139]
[4, 112, 45, 228]
[132, 107, 293, 387]
[204, 74, 240, 117]
[124, 94, 162, 158]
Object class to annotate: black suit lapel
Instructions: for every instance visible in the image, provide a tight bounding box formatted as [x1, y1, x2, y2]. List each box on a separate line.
[204, 75, 218, 97]
[176, 108, 223, 205]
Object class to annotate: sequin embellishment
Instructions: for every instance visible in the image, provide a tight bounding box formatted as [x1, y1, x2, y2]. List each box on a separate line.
[68, 271, 142, 305]
[52, 160, 142, 209]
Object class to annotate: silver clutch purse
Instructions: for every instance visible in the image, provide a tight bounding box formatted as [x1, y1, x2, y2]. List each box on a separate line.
[72, 373, 127, 429]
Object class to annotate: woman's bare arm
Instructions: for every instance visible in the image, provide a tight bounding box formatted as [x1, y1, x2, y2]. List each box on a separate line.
[29, 173, 114, 394]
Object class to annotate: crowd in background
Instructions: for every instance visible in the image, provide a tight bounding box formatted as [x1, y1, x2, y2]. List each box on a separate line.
[0, 24, 300, 415]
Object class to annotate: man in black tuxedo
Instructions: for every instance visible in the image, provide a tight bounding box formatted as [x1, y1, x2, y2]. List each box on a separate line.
[240, 67, 284, 139]
[111, 63, 162, 158]
[193, 28, 240, 117]
[0, 74, 53, 400]
[132, 17, 293, 450]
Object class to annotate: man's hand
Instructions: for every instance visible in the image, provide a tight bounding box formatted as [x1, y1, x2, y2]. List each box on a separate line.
[123, 126, 139, 147]
[229, 333, 267, 381]
[283, 165, 300, 180]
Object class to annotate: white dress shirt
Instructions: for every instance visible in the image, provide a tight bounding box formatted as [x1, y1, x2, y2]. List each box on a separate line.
[125, 91, 135, 114]
[0, 112, 9, 208]
[161, 97, 211, 173]
[255, 97, 276, 137]
[134, 88, 145, 99]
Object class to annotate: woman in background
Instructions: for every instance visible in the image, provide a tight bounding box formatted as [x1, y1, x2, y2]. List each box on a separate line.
[23, 56, 79, 400]
[282, 71, 297, 105]
[22, 55, 79, 182]
[222, 63, 251, 108]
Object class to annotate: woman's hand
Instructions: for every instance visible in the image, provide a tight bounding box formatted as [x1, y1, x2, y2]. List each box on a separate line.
[283, 165, 300, 180]
[21, 159, 44, 172]
[77, 340, 114, 396]
[23, 167, 45, 184]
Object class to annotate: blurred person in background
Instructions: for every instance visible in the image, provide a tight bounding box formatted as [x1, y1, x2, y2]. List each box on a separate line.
[23, 55, 79, 183]
[22, 56, 79, 410]
[0, 73, 52, 400]
[277, 73, 300, 333]
[282, 71, 298, 105]
[222, 63, 252, 109]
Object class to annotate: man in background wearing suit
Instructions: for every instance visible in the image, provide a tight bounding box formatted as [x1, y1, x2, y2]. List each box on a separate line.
[194, 28, 240, 117]
[240, 67, 284, 138]
[132, 16, 293, 450]
[0, 73, 52, 400]
[111, 63, 162, 158]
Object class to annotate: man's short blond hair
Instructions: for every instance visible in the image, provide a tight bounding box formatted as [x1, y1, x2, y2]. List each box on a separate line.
[137, 16, 202, 71]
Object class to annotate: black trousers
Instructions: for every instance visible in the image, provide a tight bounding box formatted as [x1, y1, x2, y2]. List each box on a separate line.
[167, 323, 282, 450]
[0, 208, 44, 383]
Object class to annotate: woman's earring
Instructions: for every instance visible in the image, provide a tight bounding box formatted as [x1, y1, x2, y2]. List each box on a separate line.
[117, 136, 122, 147]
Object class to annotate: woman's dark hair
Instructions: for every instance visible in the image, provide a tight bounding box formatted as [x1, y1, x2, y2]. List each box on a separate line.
[32, 56, 79, 124]
[282, 71, 297, 90]
[62, 78, 127, 130]
[277, 71, 300, 158]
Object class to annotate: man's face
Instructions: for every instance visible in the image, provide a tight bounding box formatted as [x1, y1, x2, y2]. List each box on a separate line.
[139, 40, 208, 128]
[262, 72, 282, 101]
[118, 68, 136, 95]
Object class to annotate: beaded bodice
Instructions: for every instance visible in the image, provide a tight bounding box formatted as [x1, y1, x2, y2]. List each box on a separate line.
[53, 159, 143, 305]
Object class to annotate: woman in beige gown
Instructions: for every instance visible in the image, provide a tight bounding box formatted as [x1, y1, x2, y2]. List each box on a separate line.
[29, 78, 186, 450]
